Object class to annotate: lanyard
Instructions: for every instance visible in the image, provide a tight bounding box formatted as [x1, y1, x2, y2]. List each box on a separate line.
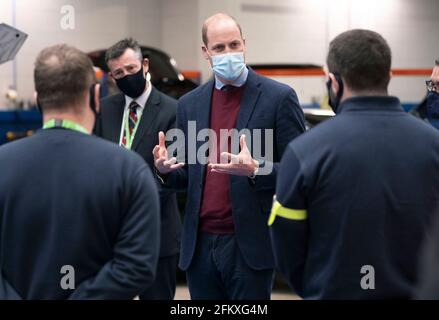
[43, 119, 89, 134]
[123, 108, 142, 150]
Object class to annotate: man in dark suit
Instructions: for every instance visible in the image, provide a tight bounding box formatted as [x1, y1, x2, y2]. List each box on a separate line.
[0, 44, 160, 299]
[153, 13, 306, 299]
[94, 38, 181, 300]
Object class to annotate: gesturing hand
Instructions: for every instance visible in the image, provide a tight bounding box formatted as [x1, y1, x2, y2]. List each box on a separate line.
[152, 131, 184, 175]
[209, 135, 258, 177]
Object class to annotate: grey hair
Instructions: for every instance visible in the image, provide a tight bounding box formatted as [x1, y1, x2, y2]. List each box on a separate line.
[105, 38, 143, 64]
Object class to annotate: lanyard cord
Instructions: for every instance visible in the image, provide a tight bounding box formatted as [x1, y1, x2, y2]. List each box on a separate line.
[123, 108, 142, 150]
[43, 119, 89, 134]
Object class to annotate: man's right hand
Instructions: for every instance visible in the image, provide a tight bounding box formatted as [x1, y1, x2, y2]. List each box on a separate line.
[152, 131, 184, 175]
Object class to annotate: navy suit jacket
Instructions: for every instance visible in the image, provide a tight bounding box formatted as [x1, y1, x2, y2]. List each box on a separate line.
[165, 68, 306, 270]
[0, 129, 160, 299]
[95, 87, 182, 258]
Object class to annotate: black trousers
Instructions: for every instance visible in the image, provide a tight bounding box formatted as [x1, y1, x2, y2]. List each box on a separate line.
[139, 254, 179, 300]
[186, 234, 274, 300]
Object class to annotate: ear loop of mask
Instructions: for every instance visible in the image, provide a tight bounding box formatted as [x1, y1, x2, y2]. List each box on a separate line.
[89, 83, 100, 116]
[36, 97, 42, 114]
[327, 73, 344, 113]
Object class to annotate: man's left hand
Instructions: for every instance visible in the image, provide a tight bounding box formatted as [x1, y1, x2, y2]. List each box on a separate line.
[209, 135, 258, 177]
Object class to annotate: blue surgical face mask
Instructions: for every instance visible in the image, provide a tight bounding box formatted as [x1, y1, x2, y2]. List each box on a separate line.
[210, 52, 246, 81]
[427, 91, 439, 119]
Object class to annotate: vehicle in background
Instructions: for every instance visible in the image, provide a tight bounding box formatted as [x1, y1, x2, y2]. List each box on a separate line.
[88, 46, 198, 99]
[249, 63, 334, 128]
[0, 46, 198, 145]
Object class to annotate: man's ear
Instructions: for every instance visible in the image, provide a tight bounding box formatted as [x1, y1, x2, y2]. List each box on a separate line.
[431, 65, 439, 81]
[94, 83, 101, 114]
[201, 46, 210, 60]
[329, 72, 339, 93]
[142, 58, 149, 74]
[389, 70, 393, 81]
[242, 38, 247, 61]
[34, 92, 42, 114]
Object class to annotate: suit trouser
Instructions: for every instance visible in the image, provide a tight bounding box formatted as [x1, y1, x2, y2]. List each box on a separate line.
[139, 254, 179, 300]
[186, 233, 274, 300]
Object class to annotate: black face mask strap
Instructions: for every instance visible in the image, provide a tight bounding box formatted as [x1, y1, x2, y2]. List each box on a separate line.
[326, 72, 344, 113]
[334, 73, 344, 103]
[89, 83, 99, 116]
[36, 97, 43, 114]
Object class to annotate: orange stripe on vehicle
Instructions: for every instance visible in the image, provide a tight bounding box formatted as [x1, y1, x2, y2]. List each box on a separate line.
[252, 68, 433, 77]
[181, 70, 201, 80]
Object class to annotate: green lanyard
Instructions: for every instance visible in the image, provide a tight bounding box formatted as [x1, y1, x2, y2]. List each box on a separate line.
[123, 109, 142, 150]
[43, 119, 89, 134]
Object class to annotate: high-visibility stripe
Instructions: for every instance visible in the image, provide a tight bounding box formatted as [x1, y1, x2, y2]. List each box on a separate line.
[268, 200, 307, 226]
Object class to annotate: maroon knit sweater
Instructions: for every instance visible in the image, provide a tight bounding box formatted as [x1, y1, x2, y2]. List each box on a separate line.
[199, 85, 246, 234]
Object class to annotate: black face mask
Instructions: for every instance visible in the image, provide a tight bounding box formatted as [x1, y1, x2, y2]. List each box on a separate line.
[326, 73, 344, 113]
[115, 66, 146, 98]
[427, 91, 439, 119]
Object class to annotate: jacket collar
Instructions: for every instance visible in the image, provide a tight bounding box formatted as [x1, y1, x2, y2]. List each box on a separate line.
[338, 96, 403, 114]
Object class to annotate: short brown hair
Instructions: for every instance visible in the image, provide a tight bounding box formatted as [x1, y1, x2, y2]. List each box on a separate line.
[105, 38, 143, 64]
[34, 44, 95, 111]
[327, 29, 392, 92]
[202, 13, 243, 46]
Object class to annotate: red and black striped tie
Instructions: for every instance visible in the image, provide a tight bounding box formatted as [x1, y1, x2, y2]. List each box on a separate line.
[122, 101, 140, 148]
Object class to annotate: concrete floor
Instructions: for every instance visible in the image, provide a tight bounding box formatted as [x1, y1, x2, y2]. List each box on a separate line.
[174, 285, 300, 300]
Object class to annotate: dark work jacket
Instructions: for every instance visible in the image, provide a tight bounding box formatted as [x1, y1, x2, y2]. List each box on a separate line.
[0, 129, 160, 299]
[270, 96, 439, 299]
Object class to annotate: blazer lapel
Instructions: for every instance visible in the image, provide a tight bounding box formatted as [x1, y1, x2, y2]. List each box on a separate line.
[196, 80, 214, 183]
[131, 87, 161, 151]
[108, 94, 126, 143]
[236, 68, 261, 130]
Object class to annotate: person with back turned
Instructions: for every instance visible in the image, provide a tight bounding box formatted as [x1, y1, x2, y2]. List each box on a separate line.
[269, 30, 439, 299]
[0, 44, 160, 300]
[425, 59, 439, 129]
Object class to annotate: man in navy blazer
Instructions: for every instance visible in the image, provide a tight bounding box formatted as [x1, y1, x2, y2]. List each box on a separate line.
[0, 44, 160, 299]
[153, 13, 305, 299]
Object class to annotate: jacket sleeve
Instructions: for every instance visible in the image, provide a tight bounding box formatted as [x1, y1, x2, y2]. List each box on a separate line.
[415, 214, 439, 299]
[69, 164, 160, 300]
[252, 88, 306, 191]
[158, 98, 189, 191]
[0, 271, 22, 300]
[268, 145, 308, 297]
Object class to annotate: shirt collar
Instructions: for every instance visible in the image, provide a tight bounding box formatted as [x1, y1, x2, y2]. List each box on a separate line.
[124, 80, 152, 110]
[215, 66, 249, 90]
